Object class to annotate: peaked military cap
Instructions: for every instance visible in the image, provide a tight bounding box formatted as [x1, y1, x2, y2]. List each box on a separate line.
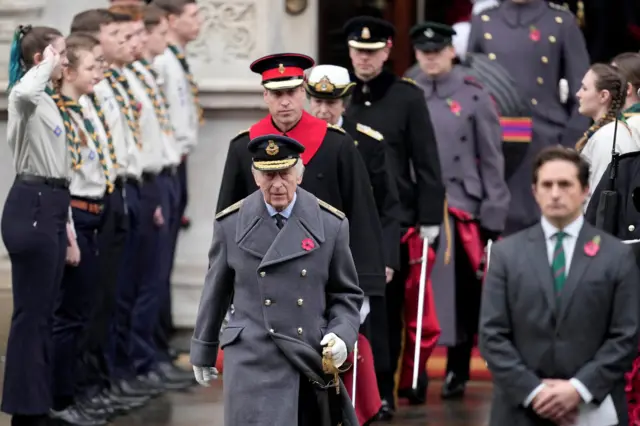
[304, 65, 355, 99]
[250, 53, 315, 91]
[410, 21, 457, 52]
[343, 16, 395, 50]
[248, 134, 305, 171]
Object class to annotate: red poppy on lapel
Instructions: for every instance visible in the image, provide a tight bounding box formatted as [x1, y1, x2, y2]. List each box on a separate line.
[584, 235, 601, 257]
[135, 102, 142, 112]
[302, 238, 314, 251]
[446, 98, 462, 116]
[529, 26, 540, 42]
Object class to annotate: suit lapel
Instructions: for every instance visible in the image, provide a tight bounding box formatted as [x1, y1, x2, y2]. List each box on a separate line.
[236, 192, 280, 259]
[528, 225, 557, 310]
[259, 189, 326, 269]
[556, 224, 595, 327]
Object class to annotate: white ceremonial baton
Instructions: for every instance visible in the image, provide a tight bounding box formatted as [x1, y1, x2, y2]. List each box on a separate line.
[351, 342, 358, 407]
[486, 239, 493, 270]
[412, 238, 430, 390]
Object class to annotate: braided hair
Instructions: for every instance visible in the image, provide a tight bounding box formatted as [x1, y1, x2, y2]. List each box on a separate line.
[612, 52, 640, 104]
[575, 63, 627, 152]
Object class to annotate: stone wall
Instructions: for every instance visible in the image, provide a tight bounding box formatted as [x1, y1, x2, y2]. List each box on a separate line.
[0, 0, 319, 326]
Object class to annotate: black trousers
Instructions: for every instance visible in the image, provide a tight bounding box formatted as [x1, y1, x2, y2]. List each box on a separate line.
[298, 377, 322, 426]
[445, 230, 483, 382]
[1, 179, 69, 415]
[76, 186, 127, 396]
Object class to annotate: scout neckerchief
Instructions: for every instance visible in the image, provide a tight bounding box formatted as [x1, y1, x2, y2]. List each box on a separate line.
[126, 61, 174, 136]
[624, 102, 640, 118]
[62, 95, 114, 194]
[87, 92, 118, 170]
[167, 44, 204, 124]
[46, 86, 82, 170]
[104, 68, 142, 148]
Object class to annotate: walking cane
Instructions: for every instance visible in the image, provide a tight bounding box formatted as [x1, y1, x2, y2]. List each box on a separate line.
[412, 239, 430, 390]
[351, 342, 358, 407]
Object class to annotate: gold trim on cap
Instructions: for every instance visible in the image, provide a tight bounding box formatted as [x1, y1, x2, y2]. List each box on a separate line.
[253, 158, 298, 171]
[348, 40, 387, 50]
[361, 27, 370, 39]
[263, 78, 304, 91]
[314, 76, 335, 93]
[265, 140, 279, 156]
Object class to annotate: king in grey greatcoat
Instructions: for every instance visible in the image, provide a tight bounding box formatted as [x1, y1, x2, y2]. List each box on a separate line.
[190, 135, 363, 426]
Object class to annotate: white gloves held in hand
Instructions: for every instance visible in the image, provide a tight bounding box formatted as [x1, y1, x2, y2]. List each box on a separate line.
[193, 365, 219, 387]
[320, 333, 347, 368]
[420, 225, 440, 244]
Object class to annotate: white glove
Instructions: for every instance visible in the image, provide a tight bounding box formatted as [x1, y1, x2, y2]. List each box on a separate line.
[359, 296, 370, 325]
[320, 333, 348, 368]
[193, 366, 219, 387]
[419, 225, 440, 244]
[559, 79, 569, 104]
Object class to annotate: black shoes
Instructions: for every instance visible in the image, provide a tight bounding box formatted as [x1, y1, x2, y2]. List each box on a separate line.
[49, 405, 107, 426]
[440, 372, 467, 399]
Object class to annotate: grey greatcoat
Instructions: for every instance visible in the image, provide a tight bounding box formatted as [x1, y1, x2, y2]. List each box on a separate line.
[190, 187, 363, 426]
[479, 222, 640, 426]
[413, 65, 509, 346]
[468, 0, 590, 233]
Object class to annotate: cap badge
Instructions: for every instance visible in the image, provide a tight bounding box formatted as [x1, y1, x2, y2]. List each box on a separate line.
[314, 76, 335, 93]
[265, 140, 279, 156]
[361, 27, 371, 40]
[424, 28, 434, 38]
[278, 63, 285, 74]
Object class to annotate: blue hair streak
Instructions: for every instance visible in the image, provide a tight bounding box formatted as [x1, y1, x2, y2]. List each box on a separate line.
[7, 27, 25, 91]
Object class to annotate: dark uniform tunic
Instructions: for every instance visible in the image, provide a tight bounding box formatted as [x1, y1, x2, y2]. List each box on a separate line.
[468, 0, 590, 233]
[340, 116, 400, 269]
[216, 111, 386, 296]
[346, 71, 445, 228]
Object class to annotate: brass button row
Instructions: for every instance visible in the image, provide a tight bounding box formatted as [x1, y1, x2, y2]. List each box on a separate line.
[260, 269, 307, 277]
[264, 298, 304, 306]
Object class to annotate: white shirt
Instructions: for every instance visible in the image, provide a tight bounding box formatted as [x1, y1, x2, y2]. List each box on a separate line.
[524, 215, 593, 407]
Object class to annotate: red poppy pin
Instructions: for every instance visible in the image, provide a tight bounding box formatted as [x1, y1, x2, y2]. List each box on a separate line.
[302, 238, 315, 251]
[584, 235, 601, 257]
[529, 26, 541, 42]
[446, 98, 462, 116]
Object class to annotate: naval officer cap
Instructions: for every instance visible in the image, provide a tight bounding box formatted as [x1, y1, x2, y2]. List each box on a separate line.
[410, 22, 457, 53]
[248, 134, 305, 172]
[249, 53, 315, 91]
[343, 16, 395, 50]
[304, 65, 355, 99]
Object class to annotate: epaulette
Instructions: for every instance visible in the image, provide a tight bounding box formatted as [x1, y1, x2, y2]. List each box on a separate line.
[231, 128, 250, 141]
[356, 123, 384, 141]
[327, 123, 346, 134]
[400, 77, 418, 86]
[215, 199, 243, 220]
[547, 2, 570, 12]
[463, 76, 484, 90]
[317, 198, 345, 220]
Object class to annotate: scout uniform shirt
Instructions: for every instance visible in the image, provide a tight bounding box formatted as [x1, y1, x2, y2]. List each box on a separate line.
[123, 64, 165, 174]
[154, 46, 199, 155]
[79, 88, 117, 188]
[66, 106, 109, 199]
[7, 57, 70, 179]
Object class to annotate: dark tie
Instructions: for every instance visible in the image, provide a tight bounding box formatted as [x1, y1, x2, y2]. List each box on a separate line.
[274, 214, 285, 230]
[552, 231, 567, 294]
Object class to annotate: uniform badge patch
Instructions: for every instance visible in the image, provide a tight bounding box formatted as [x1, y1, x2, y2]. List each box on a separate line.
[53, 126, 62, 137]
[89, 151, 96, 161]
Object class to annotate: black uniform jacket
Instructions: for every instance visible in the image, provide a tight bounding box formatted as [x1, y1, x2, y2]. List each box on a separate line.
[341, 116, 401, 269]
[585, 150, 640, 241]
[216, 111, 386, 296]
[346, 70, 445, 229]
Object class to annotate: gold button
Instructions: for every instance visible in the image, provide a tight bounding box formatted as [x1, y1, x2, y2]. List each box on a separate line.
[630, 225, 636, 232]
[531, 98, 538, 105]
[537, 77, 544, 84]
[541, 56, 548, 64]
[297, 327, 303, 335]
[555, 16, 563, 24]
[301, 269, 307, 277]
[297, 298, 303, 306]
[269, 328, 275, 333]
[549, 35, 556, 43]
[264, 299, 272, 306]
[488, 53, 496, 60]
[481, 14, 490, 22]
[484, 32, 492, 40]
[260, 271, 266, 277]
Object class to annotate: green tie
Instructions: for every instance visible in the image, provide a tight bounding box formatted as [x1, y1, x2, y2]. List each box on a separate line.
[552, 231, 567, 293]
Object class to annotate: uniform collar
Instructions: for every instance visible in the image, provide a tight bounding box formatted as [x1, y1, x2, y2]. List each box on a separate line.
[265, 192, 297, 219]
[416, 66, 464, 99]
[351, 70, 396, 104]
[501, 0, 546, 27]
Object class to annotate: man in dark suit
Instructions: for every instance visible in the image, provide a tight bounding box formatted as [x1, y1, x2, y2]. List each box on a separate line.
[191, 135, 363, 426]
[479, 146, 640, 425]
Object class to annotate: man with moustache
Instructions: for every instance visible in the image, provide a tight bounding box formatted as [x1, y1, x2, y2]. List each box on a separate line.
[216, 54, 386, 334]
[467, 0, 590, 234]
[343, 16, 445, 419]
[151, 0, 202, 366]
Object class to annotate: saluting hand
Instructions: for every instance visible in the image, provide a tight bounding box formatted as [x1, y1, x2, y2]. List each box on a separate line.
[42, 44, 61, 70]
